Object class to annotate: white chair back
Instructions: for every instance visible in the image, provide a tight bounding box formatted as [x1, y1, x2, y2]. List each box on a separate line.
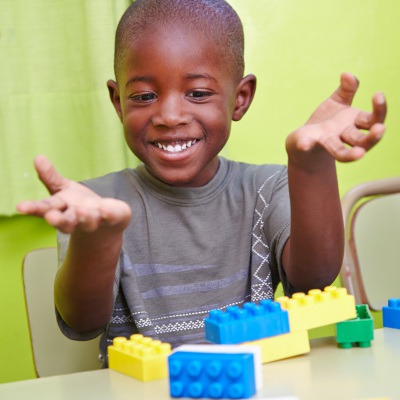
[23, 248, 101, 377]
[341, 177, 400, 310]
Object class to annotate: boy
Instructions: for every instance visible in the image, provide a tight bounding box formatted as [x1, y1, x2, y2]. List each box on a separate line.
[17, 0, 386, 365]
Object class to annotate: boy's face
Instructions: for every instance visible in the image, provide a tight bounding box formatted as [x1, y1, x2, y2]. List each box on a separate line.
[109, 25, 254, 187]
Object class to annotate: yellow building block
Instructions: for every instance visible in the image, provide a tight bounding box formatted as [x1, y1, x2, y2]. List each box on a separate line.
[276, 286, 356, 332]
[108, 334, 171, 382]
[242, 330, 310, 363]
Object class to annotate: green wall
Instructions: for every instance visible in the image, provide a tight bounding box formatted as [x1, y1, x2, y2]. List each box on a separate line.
[1, 0, 400, 383]
[227, 0, 400, 195]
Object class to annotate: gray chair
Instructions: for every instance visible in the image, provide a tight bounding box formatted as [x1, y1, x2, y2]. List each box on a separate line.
[23, 247, 102, 377]
[340, 177, 400, 311]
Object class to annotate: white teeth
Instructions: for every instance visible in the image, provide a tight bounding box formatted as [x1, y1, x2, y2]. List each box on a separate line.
[155, 140, 197, 153]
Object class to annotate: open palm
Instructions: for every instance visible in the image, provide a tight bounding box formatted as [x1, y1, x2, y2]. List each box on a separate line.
[17, 156, 131, 234]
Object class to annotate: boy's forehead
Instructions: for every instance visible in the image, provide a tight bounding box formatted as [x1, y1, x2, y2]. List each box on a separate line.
[120, 25, 232, 80]
[128, 23, 223, 55]
[127, 20, 226, 49]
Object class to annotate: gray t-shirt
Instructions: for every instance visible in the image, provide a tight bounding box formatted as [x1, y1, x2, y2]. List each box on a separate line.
[56, 157, 292, 364]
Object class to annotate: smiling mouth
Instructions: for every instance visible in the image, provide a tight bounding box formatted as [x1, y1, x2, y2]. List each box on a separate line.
[153, 139, 198, 153]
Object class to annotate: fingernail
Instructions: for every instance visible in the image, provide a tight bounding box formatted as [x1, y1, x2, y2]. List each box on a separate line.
[376, 92, 385, 104]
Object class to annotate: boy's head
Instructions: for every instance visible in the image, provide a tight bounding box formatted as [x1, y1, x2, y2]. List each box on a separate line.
[107, 0, 256, 187]
[114, 0, 245, 84]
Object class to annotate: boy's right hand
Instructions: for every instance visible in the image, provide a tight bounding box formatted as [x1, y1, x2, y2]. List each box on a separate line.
[16, 155, 131, 234]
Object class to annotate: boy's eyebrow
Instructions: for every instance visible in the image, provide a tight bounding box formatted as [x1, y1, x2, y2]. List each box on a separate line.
[125, 75, 154, 87]
[125, 73, 217, 88]
[185, 73, 217, 82]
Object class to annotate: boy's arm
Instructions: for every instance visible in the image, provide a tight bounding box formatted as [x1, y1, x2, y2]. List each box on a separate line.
[282, 73, 386, 291]
[17, 156, 131, 332]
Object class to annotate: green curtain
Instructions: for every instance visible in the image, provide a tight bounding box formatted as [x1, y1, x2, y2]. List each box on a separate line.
[0, 0, 136, 216]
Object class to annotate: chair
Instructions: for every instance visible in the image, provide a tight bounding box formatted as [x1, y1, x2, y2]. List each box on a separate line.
[340, 177, 400, 311]
[23, 247, 102, 377]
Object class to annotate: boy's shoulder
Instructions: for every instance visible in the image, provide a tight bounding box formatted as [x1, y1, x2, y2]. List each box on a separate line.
[228, 158, 286, 172]
[225, 158, 287, 183]
[80, 168, 134, 198]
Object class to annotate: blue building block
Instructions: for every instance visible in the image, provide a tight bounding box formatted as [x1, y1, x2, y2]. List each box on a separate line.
[172, 344, 263, 391]
[168, 351, 256, 399]
[382, 298, 400, 329]
[204, 299, 290, 344]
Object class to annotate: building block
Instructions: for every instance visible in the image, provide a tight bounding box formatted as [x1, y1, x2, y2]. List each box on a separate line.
[335, 304, 374, 348]
[204, 299, 290, 344]
[168, 351, 256, 399]
[172, 344, 262, 390]
[382, 298, 400, 329]
[276, 286, 356, 332]
[242, 330, 310, 363]
[108, 334, 171, 382]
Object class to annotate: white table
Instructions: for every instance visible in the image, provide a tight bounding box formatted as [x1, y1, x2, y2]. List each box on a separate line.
[1, 328, 397, 400]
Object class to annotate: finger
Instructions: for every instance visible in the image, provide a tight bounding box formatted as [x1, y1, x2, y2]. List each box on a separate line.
[355, 110, 375, 130]
[330, 72, 359, 106]
[34, 155, 70, 195]
[76, 208, 103, 232]
[355, 92, 387, 129]
[16, 196, 67, 216]
[361, 123, 385, 151]
[340, 125, 367, 147]
[320, 135, 365, 162]
[372, 92, 387, 123]
[31, 196, 67, 215]
[16, 200, 43, 216]
[44, 208, 79, 233]
[341, 123, 385, 151]
[98, 199, 132, 228]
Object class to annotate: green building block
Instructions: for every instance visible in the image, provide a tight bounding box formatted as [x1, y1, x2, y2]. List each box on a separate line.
[335, 304, 374, 349]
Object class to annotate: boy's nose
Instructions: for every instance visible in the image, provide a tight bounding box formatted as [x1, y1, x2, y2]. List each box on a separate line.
[151, 96, 192, 127]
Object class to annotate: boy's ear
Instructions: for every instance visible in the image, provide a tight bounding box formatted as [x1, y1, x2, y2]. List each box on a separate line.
[232, 74, 257, 121]
[107, 80, 123, 122]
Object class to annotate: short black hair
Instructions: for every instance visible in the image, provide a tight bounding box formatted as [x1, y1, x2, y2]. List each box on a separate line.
[114, 0, 245, 82]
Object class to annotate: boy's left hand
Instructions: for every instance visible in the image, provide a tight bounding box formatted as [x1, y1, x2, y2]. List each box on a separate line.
[286, 72, 387, 167]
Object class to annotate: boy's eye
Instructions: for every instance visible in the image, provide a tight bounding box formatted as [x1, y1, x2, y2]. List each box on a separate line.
[187, 91, 213, 100]
[130, 92, 157, 102]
